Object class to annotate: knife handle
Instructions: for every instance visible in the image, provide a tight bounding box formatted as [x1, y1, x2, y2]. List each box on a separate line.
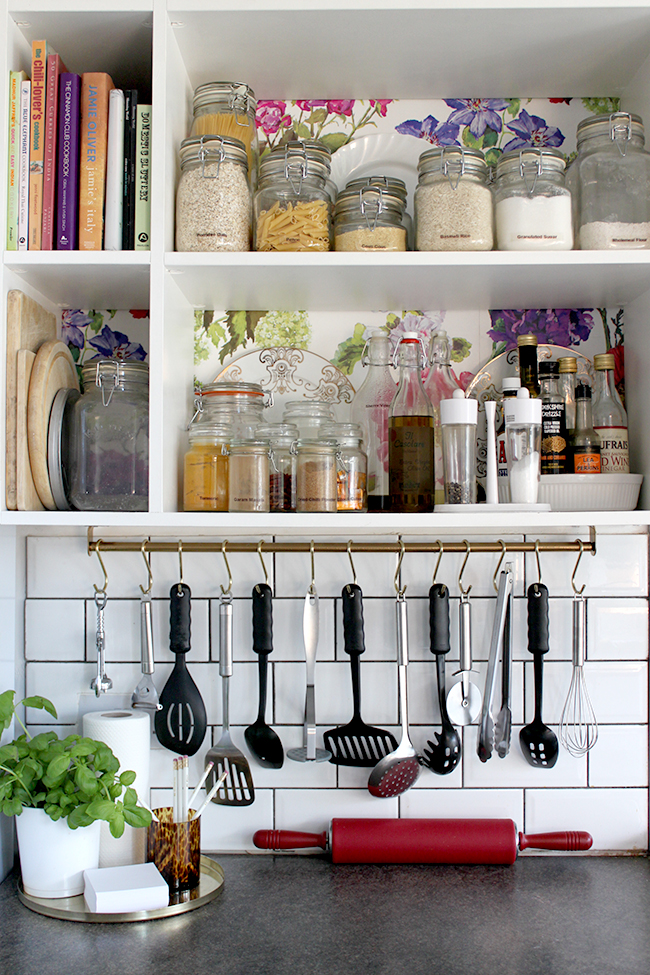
[253, 829, 327, 851]
[527, 582, 549, 655]
[169, 584, 191, 654]
[519, 831, 593, 852]
[252, 583, 273, 655]
[429, 584, 450, 655]
[342, 584, 365, 656]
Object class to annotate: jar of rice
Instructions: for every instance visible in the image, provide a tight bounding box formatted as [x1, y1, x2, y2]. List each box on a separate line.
[414, 146, 493, 251]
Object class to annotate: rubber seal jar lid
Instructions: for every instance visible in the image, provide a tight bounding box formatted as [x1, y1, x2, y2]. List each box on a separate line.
[440, 388, 478, 425]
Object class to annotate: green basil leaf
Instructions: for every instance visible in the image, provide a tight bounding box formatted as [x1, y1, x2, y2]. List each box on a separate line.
[21, 696, 57, 719]
[119, 769, 137, 787]
[123, 805, 152, 829]
[0, 690, 16, 731]
[109, 808, 125, 839]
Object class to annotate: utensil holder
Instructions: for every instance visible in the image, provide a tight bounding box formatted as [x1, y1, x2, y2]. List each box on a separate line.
[147, 807, 200, 891]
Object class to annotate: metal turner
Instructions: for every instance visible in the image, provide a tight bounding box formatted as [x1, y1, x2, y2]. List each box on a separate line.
[131, 591, 161, 725]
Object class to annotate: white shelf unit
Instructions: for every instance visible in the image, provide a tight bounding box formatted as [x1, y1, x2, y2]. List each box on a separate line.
[3, 1, 650, 530]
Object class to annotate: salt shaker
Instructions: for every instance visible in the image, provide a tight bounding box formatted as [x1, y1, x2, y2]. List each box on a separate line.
[504, 388, 542, 504]
[439, 389, 478, 504]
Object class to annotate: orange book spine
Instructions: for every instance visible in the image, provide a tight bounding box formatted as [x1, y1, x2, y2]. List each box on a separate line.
[28, 40, 48, 250]
[78, 72, 115, 250]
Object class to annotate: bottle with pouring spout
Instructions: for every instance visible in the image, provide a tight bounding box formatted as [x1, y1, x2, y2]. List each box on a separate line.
[388, 332, 435, 512]
[351, 331, 398, 511]
[423, 329, 461, 505]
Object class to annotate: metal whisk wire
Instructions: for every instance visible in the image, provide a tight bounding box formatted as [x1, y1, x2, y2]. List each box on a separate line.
[559, 592, 598, 757]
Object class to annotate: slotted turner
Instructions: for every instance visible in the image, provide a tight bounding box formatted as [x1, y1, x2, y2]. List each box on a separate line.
[324, 584, 397, 767]
[205, 592, 255, 805]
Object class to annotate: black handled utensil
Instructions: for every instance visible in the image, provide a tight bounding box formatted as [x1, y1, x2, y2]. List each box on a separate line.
[324, 584, 398, 767]
[519, 582, 559, 768]
[244, 583, 284, 769]
[421, 583, 461, 774]
[154, 583, 207, 755]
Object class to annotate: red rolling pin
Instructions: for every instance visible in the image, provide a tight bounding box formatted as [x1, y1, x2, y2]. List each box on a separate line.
[253, 818, 593, 865]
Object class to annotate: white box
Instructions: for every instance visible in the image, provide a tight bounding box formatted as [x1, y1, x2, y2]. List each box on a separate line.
[83, 863, 169, 914]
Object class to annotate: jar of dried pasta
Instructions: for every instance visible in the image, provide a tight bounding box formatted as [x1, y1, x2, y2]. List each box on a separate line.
[415, 146, 493, 251]
[254, 142, 332, 251]
[228, 439, 271, 512]
[183, 421, 231, 511]
[334, 183, 407, 252]
[176, 135, 251, 252]
[190, 82, 258, 182]
[293, 439, 338, 512]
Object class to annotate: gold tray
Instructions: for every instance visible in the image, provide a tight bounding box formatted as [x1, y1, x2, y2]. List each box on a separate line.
[17, 855, 224, 923]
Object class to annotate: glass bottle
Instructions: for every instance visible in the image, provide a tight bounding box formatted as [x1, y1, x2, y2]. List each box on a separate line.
[558, 356, 578, 430]
[423, 329, 461, 505]
[517, 334, 540, 398]
[496, 377, 521, 502]
[350, 331, 397, 511]
[183, 421, 231, 512]
[320, 422, 368, 512]
[570, 383, 601, 474]
[539, 360, 568, 474]
[256, 423, 299, 512]
[293, 439, 338, 512]
[227, 440, 271, 512]
[439, 389, 478, 504]
[388, 332, 434, 512]
[592, 352, 630, 473]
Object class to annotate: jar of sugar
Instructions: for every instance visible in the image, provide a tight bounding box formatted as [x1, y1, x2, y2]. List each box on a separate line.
[494, 147, 573, 251]
[414, 146, 493, 251]
[567, 112, 650, 250]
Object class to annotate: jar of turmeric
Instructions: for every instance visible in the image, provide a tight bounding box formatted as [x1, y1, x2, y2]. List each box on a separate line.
[183, 422, 231, 511]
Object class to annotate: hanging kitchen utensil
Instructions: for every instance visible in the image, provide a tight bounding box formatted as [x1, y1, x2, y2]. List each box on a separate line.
[368, 545, 420, 796]
[494, 579, 514, 759]
[154, 581, 207, 755]
[244, 581, 285, 769]
[421, 581, 461, 774]
[560, 549, 598, 756]
[519, 580, 559, 768]
[446, 543, 482, 726]
[132, 542, 161, 724]
[324, 582, 398, 766]
[254, 818, 593, 864]
[90, 541, 112, 697]
[477, 563, 513, 762]
[206, 588, 256, 802]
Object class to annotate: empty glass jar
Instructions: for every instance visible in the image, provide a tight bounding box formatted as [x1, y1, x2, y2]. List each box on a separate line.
[193, 382, 268, 439]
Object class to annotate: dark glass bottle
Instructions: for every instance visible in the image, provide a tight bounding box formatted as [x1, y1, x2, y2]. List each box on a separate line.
[388, 333, 434, 512]
[571, 383, 601, 474]
[539, 360, 568, 474]
[517, 334, 540, 398]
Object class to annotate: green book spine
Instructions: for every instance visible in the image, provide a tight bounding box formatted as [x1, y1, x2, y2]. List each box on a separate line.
[7, 70, 27, 250]
[134, 104, 151, 251]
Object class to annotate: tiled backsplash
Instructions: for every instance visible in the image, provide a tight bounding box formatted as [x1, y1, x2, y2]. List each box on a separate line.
[23, 533, 649, 854]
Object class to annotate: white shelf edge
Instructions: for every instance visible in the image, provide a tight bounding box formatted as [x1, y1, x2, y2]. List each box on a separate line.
[4, 251, 151, 268]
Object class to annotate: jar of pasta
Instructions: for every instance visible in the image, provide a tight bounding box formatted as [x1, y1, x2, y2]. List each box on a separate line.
[183, 421, 231, 511]
[254, 142, 332, 251]
[319, 422, 368, 511]
[334, 183, 407, 252]
[293, 439, 338, 512]
[415, 146, 493, 251]
[256, 423, 299, 512]
[190, 82, 258, 183]
[175, 136, 251, 252]
[228, 439, 271, 512]
[193, 381, 268, 439]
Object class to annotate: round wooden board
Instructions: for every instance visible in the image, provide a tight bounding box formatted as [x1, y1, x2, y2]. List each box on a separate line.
[27, 340, 79, 510]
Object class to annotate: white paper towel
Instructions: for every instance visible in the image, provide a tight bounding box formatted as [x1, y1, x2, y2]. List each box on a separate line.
[82, 710, 151, 868]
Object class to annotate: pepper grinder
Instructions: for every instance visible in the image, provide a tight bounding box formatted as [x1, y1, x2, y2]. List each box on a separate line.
[439, 389, 478, 504]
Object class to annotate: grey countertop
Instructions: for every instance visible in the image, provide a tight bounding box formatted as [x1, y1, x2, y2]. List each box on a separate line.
[1, 854, 649, 975]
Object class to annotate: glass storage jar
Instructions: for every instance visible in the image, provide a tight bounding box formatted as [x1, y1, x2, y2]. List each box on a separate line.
[494, 147, 573, 250]
[183, 421, 231, 512]
[343, 176, 412, 246]
[254, 142, 332, 251]
[190, 82, 258, 182]
[193, 382, 268, 439]
[334, 183, 407, 252]
[228, 439, 271, 512]
[175, 135, 251, 252]
[568, 112, 650, 249]
[282, 399, 334, 439]
[320, 423, 368, 512]
[293, 438, 338, 512]
[255, 423, 299, 512]
[68, 360, 149, 512]
[415, 146, 493, 251]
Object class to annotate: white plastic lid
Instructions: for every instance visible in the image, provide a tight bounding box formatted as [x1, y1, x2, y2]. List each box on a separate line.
[504, 387, 542, 425]
[440, 388, 478, 425]
[501, 377, 522, 392]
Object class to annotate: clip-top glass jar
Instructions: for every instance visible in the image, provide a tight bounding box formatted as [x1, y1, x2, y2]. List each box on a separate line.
[334, 183, 407, 252]
[292, 438, 338, 512]
[228, 439, 271, 512]
[568, 112, 650, 249]
[415, 146, 493, 251]
[183, 421, 231, 512]
[254, 142, 332, 251]
[193, 381, 268, 439]
[282, 399, 334, 439]
[494, 148, 573, 250]
[68, 360, 149, 511]
[190, 82, 258, 182]
[255, 423, 298, 512]
[175, 135, 251, 252]
[320, 422, 368, 512]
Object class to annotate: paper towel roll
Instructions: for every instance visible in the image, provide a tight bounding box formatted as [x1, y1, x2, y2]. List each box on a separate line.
[82, 709, 151, 868]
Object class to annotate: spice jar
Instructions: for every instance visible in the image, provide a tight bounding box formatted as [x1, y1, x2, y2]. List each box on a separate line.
[320, 423, 368, 512]
[183, 421, 231, 511]
[193, 381, 268, 439]
[568, 113, 650, 249]
[494, 148, 573, 250]
[228, 439, 271, 512]
[334, 183, 407, 252]
[439, 389, 478, 504]
[282, 399, 334, 439]
[255, 423, 298, 512]
[175, 136, 251, 252]
[67, 360, 149, 511]
[254, 142, 332, 251]
[415, 146, 493, 251]
[190, 82, 258, 182]
[293, 439, 338, 512]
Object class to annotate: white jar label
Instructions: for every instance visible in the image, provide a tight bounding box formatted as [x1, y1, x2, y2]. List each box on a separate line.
[594, 426, 629, 473]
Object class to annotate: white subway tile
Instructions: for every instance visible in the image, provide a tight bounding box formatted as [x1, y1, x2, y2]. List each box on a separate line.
[526, 661, 648, 725]
[147, 543, 274, 600]
[274, 788, 399, 833]
[524, 788, 648, 852]
[26, 662, 145, 724]
[588, 598, 649, 660]
[401, 787, 524, 827]
[275, 661, 345, 726]
[463, 725, 587, 788]
[25, 599, 85, 661]
[525, 534, 648, 597]
[588, 726, 648, 788]
[28, 536, 146, 598]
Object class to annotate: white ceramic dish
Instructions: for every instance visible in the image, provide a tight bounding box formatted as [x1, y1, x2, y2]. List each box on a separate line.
[537, 473, 642, 511]
[330, 132, 425, 211]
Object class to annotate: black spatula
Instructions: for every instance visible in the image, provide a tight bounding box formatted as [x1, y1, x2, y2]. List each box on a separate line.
[324, 583, 398, 767]
[154, 583, 207, 756]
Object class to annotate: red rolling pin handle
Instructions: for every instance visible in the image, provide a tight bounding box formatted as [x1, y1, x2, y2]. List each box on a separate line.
[519, 831, 593, 852]
[254, 830, 328, 851]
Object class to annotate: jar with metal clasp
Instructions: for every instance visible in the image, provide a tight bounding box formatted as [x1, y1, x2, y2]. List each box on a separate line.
[334, 182, 408, 252]
[282, 399, 335, 439]
[67, 359, 149, 511]
[183, 420, 232, 512]
[190, 82, 258, 183]
[494, 147, 573, 250]
[254, 141, 332, 251]
[292, 438, 338, 512]
[192, 381, 270, 439]
[342, 175, 413, 247]
[415, 146, 493, 251]
[319, 422, 368, 511]
[255, 423, 299, 512]
[228, 439, 272, 512]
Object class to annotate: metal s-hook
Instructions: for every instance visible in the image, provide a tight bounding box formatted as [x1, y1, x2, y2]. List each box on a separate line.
[571, 539, 586, 595]
[458, 540, 472, 596]
[92, 539, 109, 594]
[535, 539, 543, 586]
[432, 540, 444, 592]
[177, 540, 184, 595]
[140, 539, 153, 595]
[347, 540, 357, 586]
[492, 540, 507, 592]
[308, 540, 316, 595]
[394, 537, 406, 597]
[221, 540, 233, 595]
[257, 540, 268, 584]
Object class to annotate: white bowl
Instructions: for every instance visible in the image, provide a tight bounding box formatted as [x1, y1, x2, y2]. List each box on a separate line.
[537, 473, 643, 511]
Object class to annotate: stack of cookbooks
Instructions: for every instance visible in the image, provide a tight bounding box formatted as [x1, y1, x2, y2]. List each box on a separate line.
[6, 40, 151, 252]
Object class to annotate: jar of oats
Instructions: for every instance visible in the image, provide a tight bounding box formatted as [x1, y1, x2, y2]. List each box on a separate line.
[334, 183, 407, 252]
[254, 142, 332, 251]
[415, 146, 493, 251]
[175, 135, 251, 252]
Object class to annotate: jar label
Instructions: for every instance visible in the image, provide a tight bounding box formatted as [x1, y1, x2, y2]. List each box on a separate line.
[594, 426, 630, 473]
[573, 451, 601, 474]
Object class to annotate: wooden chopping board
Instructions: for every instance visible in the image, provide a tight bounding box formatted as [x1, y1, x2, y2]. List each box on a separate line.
[5, 290, 57, 509]
[16, 351, 45, 511]
[27, 340, 79, 511]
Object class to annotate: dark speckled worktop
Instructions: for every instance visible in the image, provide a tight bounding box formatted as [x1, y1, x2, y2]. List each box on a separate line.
[1, 854, 649, 975]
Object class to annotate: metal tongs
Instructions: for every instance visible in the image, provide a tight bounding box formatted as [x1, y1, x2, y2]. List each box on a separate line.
[477, 564, 513, 762]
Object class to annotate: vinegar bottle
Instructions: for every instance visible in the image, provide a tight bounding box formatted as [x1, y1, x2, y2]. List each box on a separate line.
[592, 352, 629, 473]
[388, 332, 434, 512]
[351, 331, 397, 511]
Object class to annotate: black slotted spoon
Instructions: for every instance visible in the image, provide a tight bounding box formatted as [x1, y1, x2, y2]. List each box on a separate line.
[324, 584, 397, 767]
[421, 583, 461, 775]
[519, 582, 559, 768]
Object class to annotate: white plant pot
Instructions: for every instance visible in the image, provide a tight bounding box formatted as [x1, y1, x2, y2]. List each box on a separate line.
[15, 807, 101, 898]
